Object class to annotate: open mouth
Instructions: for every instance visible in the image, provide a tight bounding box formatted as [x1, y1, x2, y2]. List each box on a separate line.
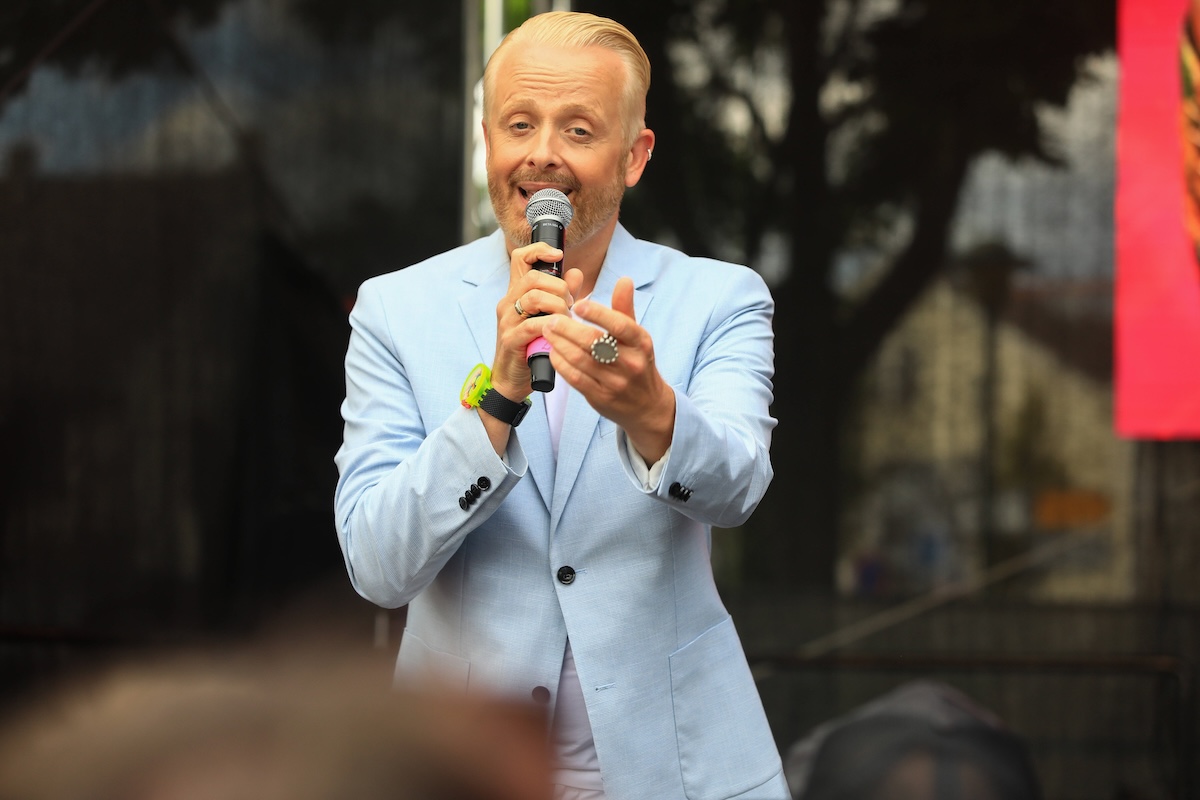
[518, 185, 573, 202]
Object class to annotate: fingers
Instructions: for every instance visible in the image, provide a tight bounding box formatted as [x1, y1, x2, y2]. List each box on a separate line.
[611, 276, 635, 319]
[510, 242, 564, 280]
[543, 300, 654, 379]
[543, 320, 615, 399]
[570, 277, 643, 350]
[564, 268, 584, 300]
[539, 276, 668, 437]
[542, 311, 657, 432]
[511, 286, 572, 318]
[507, 250, 577, 319]
[491, 248, 575, 397]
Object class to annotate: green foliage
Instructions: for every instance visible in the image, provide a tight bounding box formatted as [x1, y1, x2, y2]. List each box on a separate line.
[504, 0, 533, 35]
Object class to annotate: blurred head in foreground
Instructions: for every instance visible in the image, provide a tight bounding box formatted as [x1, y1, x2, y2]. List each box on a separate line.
[0, 651, 553, 800]
[786, 681, 1041, 800]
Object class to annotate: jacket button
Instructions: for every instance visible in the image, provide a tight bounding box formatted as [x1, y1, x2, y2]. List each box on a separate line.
[469, 483, 482, 498]
[531, 685, 551, 703]
[477, 476, 492, 490]
[669, 482, 692, 501]
[459, 496, 469, 510]
[557, 566, 576, 585]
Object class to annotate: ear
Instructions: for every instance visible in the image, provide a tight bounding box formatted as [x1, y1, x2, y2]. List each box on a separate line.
[481, 118, 492, 160]
[624, 128, 656, 188]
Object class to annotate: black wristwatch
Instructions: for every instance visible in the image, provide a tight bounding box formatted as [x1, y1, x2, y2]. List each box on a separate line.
[461, 364, 532, 427]
[480, 385, 531, 426]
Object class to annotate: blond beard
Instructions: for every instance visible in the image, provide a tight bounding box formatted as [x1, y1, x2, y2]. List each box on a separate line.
[488, 163, 627, 249]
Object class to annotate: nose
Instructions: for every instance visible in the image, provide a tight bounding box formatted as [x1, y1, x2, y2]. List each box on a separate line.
[527, 128, 561, 171]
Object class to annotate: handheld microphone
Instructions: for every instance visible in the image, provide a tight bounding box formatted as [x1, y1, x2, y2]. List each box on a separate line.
[524, 188, 574, 392]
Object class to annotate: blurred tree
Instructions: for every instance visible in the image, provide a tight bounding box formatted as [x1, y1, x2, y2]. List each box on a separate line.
[0, 0, 228, 103]
[577, 0, 1114, 591]
[0, 0, 455, 109]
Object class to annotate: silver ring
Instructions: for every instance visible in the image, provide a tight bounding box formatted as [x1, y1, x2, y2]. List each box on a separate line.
[590, 333, 619, 364]
[514, 298, 529, 318]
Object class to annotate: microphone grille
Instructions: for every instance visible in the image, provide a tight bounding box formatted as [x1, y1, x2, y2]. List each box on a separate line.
[525, 188, 574, 228]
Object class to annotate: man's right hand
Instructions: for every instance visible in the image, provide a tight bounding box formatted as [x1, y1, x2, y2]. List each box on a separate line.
[490, 241, 583, 402]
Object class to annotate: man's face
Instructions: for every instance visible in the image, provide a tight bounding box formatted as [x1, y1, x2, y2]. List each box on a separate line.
[483, 43, 637, 251]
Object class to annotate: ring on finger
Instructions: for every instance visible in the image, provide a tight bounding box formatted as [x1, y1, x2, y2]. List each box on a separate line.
[590, 333, 619, 364]
[514, 298, 529, 318]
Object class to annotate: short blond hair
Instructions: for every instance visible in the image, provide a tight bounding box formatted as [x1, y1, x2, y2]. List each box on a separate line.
[482, 11, 651, 146]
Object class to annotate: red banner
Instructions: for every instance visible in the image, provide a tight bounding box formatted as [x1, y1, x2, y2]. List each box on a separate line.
[1117, 0, 1200, 437]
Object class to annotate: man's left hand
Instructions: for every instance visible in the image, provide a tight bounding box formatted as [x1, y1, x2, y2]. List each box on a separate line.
[543, 276, 675, 463]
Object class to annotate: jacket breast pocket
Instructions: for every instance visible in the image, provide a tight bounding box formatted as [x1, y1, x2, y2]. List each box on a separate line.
[669, 616, 782, 800]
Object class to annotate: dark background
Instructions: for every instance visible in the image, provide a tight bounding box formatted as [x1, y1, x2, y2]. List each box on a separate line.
[2, 1, 1198, 797]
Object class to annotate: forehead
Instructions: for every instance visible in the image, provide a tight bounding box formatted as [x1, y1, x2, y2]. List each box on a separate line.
[489, 44, 626, 116]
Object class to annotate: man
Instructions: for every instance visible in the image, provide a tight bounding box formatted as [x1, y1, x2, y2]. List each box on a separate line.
[335, 11, 787, 800]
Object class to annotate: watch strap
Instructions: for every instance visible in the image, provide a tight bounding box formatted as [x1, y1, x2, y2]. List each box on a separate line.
[479, 386, 531, 427]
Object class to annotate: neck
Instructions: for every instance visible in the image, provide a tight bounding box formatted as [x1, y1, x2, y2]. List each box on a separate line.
[567, 217, 618, 299]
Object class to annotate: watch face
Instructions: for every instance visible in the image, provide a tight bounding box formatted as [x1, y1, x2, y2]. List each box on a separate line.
[460, 364, 488, 407]
[511, 399, 531, 427]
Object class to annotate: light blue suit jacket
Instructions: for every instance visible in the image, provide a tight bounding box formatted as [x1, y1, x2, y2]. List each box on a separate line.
[335, 225, 788, 800]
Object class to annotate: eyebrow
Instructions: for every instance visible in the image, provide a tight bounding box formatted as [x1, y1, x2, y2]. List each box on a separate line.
[499, 99, 604, 124]
[557, 103, 601, 120]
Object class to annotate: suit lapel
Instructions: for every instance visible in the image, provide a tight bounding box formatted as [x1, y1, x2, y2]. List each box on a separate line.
[459, 232, 555, 511]
[520, 395, 556, 511]
[550, 226, 656, 529]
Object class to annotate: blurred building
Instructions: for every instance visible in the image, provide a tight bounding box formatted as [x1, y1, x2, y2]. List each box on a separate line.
[843, 271, 1132, 602]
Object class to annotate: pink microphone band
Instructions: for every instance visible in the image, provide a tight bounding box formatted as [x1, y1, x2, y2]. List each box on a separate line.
[526, 336, 552, 360]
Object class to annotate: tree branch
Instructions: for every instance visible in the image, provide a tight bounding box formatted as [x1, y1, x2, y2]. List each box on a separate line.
[0, 0, 119, 105]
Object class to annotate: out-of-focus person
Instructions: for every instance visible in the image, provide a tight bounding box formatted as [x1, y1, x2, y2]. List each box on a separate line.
[0, 650, 554, 800]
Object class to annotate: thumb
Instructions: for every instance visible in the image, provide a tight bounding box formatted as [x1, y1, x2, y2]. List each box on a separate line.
[565, 268, 585, 304]
[612, 276, 635, 320]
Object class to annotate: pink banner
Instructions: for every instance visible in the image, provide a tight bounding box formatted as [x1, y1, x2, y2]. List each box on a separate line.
[1117, 0, 1200, 436]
